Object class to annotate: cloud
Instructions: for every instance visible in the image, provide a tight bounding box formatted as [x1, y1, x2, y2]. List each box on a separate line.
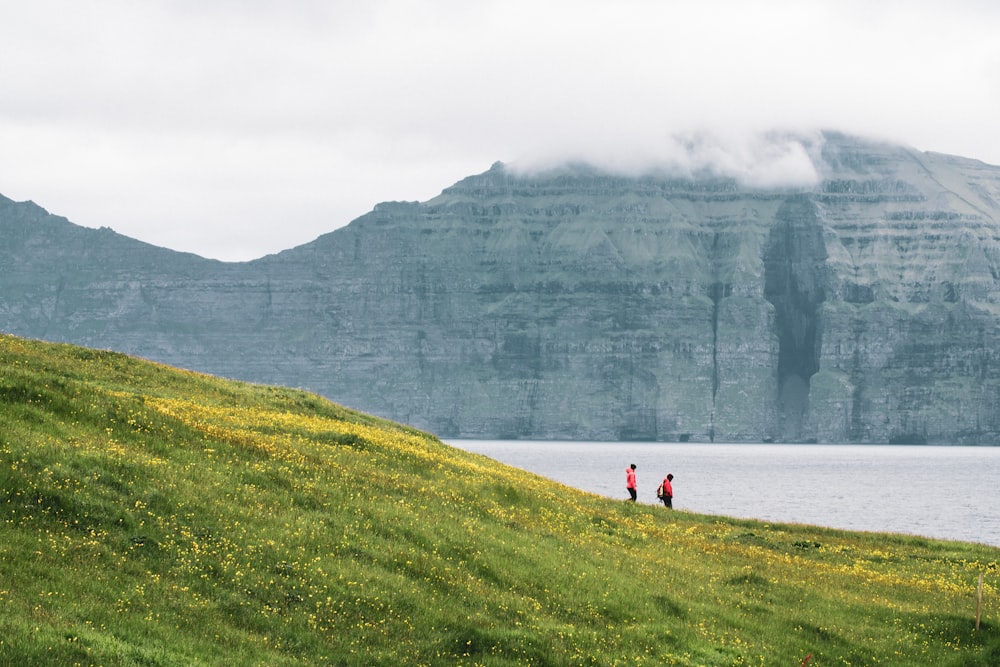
[510, 129, 825, 190]
[1, 1, 999, 260]
[673, 131, 824, 189]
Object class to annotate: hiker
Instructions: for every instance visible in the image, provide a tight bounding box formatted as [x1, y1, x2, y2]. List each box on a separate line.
[625, 463, 637, 501]
[657, 473, 674, 508]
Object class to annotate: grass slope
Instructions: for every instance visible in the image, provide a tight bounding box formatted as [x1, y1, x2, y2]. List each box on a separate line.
[1, 333, 998, 666]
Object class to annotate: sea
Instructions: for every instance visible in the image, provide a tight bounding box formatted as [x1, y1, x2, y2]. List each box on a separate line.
[448, 440, 1000, 548]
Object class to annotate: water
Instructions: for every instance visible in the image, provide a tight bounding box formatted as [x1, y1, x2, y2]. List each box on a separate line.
[449, 440, 1000, 548]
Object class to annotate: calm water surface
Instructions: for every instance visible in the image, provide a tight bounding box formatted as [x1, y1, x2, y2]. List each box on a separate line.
[449, 441, 1000, 548]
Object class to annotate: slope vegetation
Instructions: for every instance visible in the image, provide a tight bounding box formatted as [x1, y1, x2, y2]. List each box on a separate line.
[1, 333, 998, 665]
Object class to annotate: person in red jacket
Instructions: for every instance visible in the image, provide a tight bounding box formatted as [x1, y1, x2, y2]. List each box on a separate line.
[625, 464, 637, 501]
[658, 473, 674, 508]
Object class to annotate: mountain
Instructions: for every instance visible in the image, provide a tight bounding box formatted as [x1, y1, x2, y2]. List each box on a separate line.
[4, 131, 1000, 443]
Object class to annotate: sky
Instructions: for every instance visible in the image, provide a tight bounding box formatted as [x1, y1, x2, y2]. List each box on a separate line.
[2, 0, 999, 262]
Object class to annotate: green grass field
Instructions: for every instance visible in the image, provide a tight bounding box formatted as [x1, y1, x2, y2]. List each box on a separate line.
[1, 332, 998, 665]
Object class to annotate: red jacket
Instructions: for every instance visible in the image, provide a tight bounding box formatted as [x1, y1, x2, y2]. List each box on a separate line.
[661, 478, 673, 498]
[626, 468, 636, 489]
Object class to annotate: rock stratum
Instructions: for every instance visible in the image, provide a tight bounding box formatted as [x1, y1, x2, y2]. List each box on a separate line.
[4, 132, 1000, 444]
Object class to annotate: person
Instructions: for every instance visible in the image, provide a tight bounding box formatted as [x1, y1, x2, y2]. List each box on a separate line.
[625, 463, 637, 501]
[658, 473, 674, 508]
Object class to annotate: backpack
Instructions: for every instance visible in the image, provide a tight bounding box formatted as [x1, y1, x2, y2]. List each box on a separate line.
[656, 483, 664, 498]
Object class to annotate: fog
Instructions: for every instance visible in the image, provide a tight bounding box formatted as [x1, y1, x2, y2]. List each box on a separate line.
[510, 130, 825, 189]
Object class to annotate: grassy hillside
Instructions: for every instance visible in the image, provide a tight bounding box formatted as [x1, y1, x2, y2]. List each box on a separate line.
[1, 333, 998, 666]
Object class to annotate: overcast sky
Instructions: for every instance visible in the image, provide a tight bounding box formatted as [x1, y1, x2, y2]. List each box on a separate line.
[2, 1, 999, 261]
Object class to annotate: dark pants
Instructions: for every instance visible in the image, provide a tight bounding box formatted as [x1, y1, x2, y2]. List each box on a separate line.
[661, 495, 672, 508]
[627, 488, 637, 501]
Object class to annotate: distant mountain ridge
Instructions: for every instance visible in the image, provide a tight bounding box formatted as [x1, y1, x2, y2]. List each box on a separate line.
[4, 131, 1000, 443]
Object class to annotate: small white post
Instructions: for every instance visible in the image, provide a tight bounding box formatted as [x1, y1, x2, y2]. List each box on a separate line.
[976, 571, 984, 631]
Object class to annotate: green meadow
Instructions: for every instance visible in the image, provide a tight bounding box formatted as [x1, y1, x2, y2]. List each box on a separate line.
[1, 332, 998, 666]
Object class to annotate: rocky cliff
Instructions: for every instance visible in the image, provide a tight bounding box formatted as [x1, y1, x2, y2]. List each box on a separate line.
[4, 132, 1000, 443]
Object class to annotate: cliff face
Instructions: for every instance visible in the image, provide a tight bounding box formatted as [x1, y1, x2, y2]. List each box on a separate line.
[4, 132, 1000, 443]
